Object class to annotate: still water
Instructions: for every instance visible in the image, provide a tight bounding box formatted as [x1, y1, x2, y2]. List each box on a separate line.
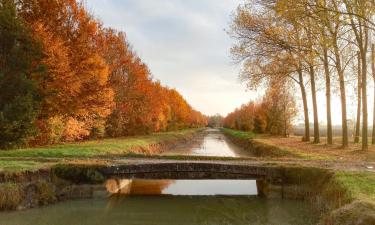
[0, 180, 319, 225]
[164, 128, 251, 157]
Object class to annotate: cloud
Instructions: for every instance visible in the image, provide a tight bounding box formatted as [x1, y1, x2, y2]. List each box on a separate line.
[86, 0, 250, 116]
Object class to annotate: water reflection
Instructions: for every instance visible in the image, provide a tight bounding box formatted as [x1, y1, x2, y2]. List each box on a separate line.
[106, 179, 175, 195]
[105, 179, 258, 196]
[165, 128, 251, 157]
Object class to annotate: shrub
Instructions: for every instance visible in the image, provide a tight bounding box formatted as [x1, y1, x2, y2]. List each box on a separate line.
[0, 183, 24, 210]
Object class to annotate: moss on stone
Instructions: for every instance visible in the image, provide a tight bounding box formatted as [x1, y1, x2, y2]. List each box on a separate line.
[52, 164, 105, 184]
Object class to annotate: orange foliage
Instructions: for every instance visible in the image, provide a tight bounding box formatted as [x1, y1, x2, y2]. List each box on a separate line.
[14, 0, 206, 144]
[96, 27, 206, 137]
[224, 82, 296, 136]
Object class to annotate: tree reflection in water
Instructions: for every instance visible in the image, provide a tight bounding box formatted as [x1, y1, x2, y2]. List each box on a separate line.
[106, 179, 175, 209]
[106, 179, 175, 195]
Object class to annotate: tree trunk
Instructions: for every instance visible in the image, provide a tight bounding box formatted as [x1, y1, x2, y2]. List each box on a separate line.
[361, 49, 368, 151]
[372, 44, 375, 144]
[309, 65, 320, 143]
[298, 68, 310, 142]
[355, 52, 362, 143]
[333, 44, 348, 148]
[323, 47, 332, 144]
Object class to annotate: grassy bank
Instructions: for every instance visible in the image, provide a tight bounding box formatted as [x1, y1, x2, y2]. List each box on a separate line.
[0, 160, 53, 172]
[0, 129, 201, 159]
[221, 128, 375, 223]
[221, 128, 325, 159]
[321, 171, 375, 224]
[220, 128, 256, 139]
[0, 129, 203, 173]
[221, 128, 375, 161]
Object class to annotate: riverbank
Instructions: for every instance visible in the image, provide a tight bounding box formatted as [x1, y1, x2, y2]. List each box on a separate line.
[222, 128, 375, 162]
[0, 128, 203, 172]
[222, 128, 375, 224]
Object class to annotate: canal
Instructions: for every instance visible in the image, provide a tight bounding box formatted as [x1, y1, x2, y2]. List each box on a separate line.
[163, 128, 251, 157]
[0, 129, 319, 225]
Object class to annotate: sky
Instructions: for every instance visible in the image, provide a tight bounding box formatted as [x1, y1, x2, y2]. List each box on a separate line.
[86, 0, 251, 117]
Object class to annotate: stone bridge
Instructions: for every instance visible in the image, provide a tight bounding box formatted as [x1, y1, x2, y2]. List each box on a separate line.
[54, 159, 333, 199]
[97, 160, 285, 180]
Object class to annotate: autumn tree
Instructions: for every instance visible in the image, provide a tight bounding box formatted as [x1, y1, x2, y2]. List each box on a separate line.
[230, 1, 312, 142]
[18, 0, 114, 143]
[0, 0, 207, 148]
[342, 0, 372, 150]
[231, 0, 375, 149]
[223, 79, 296, 137]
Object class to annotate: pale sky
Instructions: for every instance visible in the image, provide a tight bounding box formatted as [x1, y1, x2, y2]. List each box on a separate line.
[86, 0, 251, 116]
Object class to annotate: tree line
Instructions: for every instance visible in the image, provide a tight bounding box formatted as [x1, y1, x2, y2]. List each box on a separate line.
[0, 0, 206, 149]
[223, 80, 296, 136]
[230, 0, 375, 150]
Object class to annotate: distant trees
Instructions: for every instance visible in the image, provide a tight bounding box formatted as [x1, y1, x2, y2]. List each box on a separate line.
[0, 0, 206, 149]
[208, 114, 224, 128]
[224, 81, 296, 137]
[230, 0, 375, 150]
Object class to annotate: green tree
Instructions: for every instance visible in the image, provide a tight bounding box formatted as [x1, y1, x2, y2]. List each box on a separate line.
[0, 0, 42, 149]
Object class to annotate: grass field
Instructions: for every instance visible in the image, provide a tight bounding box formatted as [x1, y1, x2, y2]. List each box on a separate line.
[335, 171, 375, 201]
[0, 129, 200, 159]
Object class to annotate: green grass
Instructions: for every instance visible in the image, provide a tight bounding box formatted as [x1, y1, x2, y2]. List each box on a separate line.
[221, 128, 256, 139]
[334, 171, 375, 201]
[0, 129, 200, 159]
[0, 160, 53, 172]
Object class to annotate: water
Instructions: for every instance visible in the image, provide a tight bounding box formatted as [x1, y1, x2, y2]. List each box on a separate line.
[105, 179, 258, 196]
[164, 128, 251, 157]
[0, 180, 319, 225]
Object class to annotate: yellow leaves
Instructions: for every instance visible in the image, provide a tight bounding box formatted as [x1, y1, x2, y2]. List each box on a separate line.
[82, 54, 110, 86]
[62, 117, 90, 142]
